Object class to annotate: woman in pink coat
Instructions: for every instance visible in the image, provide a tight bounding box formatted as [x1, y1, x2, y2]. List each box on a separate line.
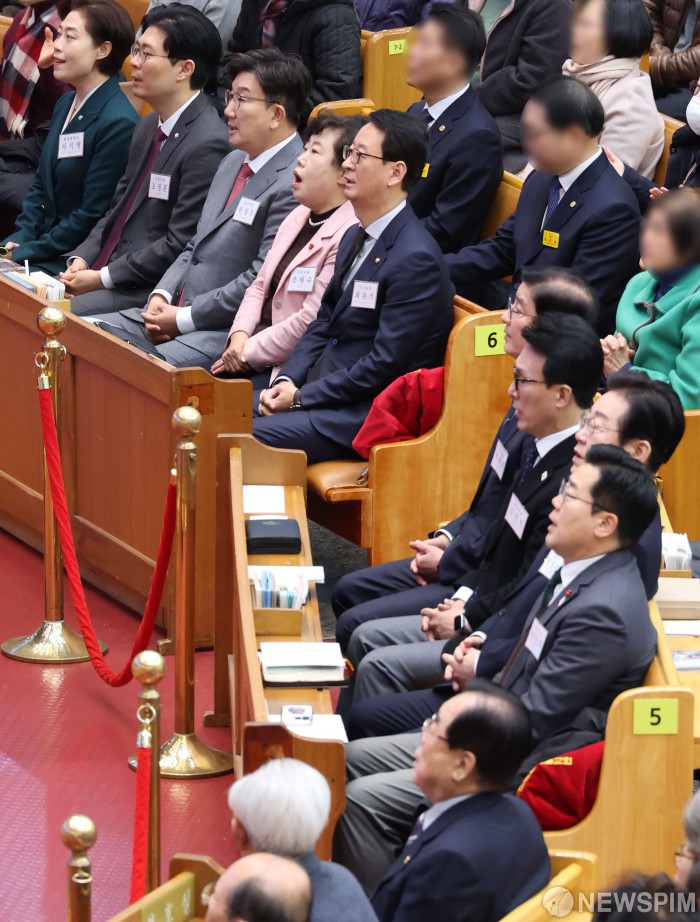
[211, 112, 364, 384]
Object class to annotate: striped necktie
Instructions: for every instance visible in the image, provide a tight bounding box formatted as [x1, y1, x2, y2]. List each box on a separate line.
[543, 176, 562, 226]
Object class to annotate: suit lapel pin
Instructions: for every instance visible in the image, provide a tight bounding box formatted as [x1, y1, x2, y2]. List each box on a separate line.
[541, 470, 548, 482]
[308, 243, 314, 249]
[175, 132, 180, 139]
[375, 257, 381, 263]
[569, 201, 576, 207]
[438, 125, 446, 132]
[78, 115, 83, 120]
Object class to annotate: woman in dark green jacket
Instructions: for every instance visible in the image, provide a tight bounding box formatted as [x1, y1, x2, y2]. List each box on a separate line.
[602, 187, 700, 409]
[2, 0, 137, 274]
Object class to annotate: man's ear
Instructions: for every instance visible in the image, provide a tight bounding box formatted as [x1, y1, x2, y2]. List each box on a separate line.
[230, 816, 252, 854]
[452, 748, 477, 784]
[387, 159, 407, 189]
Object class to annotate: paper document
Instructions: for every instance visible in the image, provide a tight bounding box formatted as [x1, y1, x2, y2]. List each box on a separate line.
[663, 621, 700, 636]
[243, 484, 285, 515]
[672, 650, 700, 672]
[259, 642, 345, 686]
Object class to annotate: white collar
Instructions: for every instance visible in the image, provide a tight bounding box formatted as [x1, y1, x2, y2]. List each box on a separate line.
[159, 90, 199, 137]
[535, 422, 581, 461]
[245, 132, 297, 174]
[554, 554, 606, 600]
[421, 794, 473, 831]
[62, 82, 104, 132]
[558, 147, 602, 193]
[363, 199, 407, 241]
[423, 84, 470, 124]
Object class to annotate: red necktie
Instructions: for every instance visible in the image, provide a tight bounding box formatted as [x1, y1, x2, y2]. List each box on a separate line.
[93, 127, 167, 270]
[225, 161, 254, 210]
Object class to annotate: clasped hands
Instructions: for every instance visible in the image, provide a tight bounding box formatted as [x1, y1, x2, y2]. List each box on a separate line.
[258, 380, 297, 415]
[211, 331, 252, 376]
[420, 595, 482, 690]
[409, 535, 449, 585]
[140, 294, 180, 343]
[59, 259, 104, 296]
[600, 331, 635, 378]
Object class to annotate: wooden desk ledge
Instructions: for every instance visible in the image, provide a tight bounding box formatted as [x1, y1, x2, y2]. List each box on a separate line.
[306, 460, 370, 501]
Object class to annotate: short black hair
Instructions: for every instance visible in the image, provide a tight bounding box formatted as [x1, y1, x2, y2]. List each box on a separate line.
[646, 186, 700, 263]
[227, 876, 307, 922]
[303, 112, 368, 169]
[139, 3, 221, 90]
[607, 370, 686, 472]
[368, 109, 428, 192]
[227, 48, 312, 128]
[69, 0, 134, 77]
[522, 312, 603, 409]
[521, 267, 600, 327]
[575, 0, 653, 58]
[445, 680, 533, 789]
[591, 873, 695, 922]
[585, 444, 659, 546]
[529, 77, 605, 138]
[425, 3, 486, 77]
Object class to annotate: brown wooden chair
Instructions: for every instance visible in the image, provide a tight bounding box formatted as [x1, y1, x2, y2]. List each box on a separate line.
[481, 172, 524, 241]
[309, 98, 376, 121]
[362, 27, 422, 111]
[654, 114, 684, 187]
[659, 410, 700, 541]
[499, 851, 597, 922]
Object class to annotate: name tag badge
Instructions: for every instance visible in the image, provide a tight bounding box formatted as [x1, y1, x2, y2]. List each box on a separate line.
[148, 172, 171, 201]
[542, 230, 559, 249]
[421, 162, 430, 178]
[490, 439, 509, 481]
[57, 132, 84, 159]
[351, 280, 379, 309]
[288, 267, 316, 293]
[505, 493, 529, 540]
[233, 197, 261, 225]
[525, 618, 548, 661]
[539, 549, 564, 580]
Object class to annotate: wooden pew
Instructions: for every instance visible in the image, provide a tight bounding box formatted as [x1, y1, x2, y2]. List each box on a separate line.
[207, 433, 345, 859]
[362, 27, 422, 111]
[654, 114, 684, 187]
[482, 172, 524, 242]
[0, 276, 252, 646]
[543, 681, 693, 889]
[0, 14, 12, 56]
[500, 851, 596, 922]
[659, 410, 700, 541]
[306, 304, 512, 565]
[106, 855, 224, 921]
[309, 98, 376, 120]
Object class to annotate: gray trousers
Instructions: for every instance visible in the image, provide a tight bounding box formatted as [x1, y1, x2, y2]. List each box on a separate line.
[95, 310, 213, 367]
[71, 286, 151, 316]
[333, 731, 424, 896]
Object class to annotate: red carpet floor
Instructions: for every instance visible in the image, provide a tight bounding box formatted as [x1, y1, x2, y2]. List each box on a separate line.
[0, 529, 239, 919]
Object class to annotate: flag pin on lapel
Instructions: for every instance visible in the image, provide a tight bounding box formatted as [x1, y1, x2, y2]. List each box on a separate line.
[541, 470, 548, 482]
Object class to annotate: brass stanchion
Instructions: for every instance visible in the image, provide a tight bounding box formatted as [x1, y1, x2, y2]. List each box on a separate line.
[61, 814, 96, 922]
[2, 307, 107, 663]
[130, 649, 166, 890]
[158, 407, 232, 777]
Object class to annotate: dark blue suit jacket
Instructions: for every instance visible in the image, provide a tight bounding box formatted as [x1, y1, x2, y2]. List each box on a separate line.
[444, 152, 641, 334]
[276, 204, 455, 448]
[407, 87, 503, 253]
[4, 75, 138, 274]
[475, 509, 663, 679]
[371, 792, 550, 922]
[436, 406, 532, 583]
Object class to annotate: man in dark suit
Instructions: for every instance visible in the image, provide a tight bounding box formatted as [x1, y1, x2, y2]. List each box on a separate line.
[96, 49, 308, 366]
[344, 682, 550, 908]
[446, 77, 641, 334]
[65, 5, 230, 314]
[405, 3, 502, 252]
[334, 448, 658, 893]
[252, 109, 454, 464]
[341, 372, 685, 739]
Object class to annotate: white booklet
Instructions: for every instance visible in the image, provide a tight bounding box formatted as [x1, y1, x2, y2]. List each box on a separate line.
[259, 642, 345, 686]
[269, 713, 348, 743]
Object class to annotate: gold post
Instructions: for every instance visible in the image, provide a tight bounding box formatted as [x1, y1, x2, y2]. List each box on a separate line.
[61, 814, 96, 922]
[158, 406, 232, 777]
[131, 650, 166, 891]
[2, 308, 107, 663]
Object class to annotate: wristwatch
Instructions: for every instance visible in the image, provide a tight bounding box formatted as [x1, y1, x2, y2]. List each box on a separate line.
[290, 388, 303, 412]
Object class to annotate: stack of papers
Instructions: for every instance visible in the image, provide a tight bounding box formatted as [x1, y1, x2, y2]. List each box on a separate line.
[243, 485, 286, 515]
[663, 621, 700, 636]
[248, 566, 324, 607]
[662, 533, 692, 570]
[259, 642, 346, 686]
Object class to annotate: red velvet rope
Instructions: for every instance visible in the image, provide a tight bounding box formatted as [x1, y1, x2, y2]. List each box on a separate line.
[129, 744, 152, 904]
[38, 387, 176, 686]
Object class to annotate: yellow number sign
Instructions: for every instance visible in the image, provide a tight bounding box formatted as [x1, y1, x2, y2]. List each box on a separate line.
[474, 324, 506, 357]
[388, 39, 406, 55]
[633, 698, 679, 735]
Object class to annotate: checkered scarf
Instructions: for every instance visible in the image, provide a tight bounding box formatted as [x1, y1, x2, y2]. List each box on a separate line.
[259, 0, 288, 48]
[0, 5, 62, 139]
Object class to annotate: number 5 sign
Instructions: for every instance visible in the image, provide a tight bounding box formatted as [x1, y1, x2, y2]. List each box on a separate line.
[633, 698, 679, 735]
[474, 324, 506, 357]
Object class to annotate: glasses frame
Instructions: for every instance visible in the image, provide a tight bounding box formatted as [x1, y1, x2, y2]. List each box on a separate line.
[224, 90, 279, 110]
[557, 479, 605, 512]
[580, 413, 620, 436]
[512, 368, 547, 392]
[674, 844, 695, 867]
[130, 43, 174, 65]
[422, 713, 450, 743]
[342, 144, 390, 165]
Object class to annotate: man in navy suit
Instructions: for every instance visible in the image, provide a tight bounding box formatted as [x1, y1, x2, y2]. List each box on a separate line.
[253, 109, 454, 464]
[365, 682, 550, 915]
[405, 3, 503, 252]
[446, 77, 641, 334]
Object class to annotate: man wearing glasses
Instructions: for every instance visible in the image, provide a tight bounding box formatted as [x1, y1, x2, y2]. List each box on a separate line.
[95, 47, 307, 366]
[252, 108, 454, 464]
[63, 4, 230, 315]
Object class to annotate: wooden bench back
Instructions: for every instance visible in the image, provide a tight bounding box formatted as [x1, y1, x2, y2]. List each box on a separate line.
[481, 172, 523, 241]
[362, 27, 421, 111]
[309, 98, 376, 120]
[654, 115, 684, 187]
[106, 872, 196, 922]
[659, 410, 700, 541]
[500, 852, 597, 922]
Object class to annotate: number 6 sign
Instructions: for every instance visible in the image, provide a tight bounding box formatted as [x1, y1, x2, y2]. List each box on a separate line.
[474, 324, 506, 357]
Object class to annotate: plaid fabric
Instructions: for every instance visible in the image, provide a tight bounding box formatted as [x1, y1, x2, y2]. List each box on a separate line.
[0, 5, 62, 140]
[259, 0, 288, 48]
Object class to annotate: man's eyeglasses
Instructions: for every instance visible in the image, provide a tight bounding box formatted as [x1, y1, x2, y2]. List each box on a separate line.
[130, 43, 174, 65]
[558, 479, 604, 511]
[343, 145, 389, 165]
[224, 90, 278, 109]
[421, 713, 449, 743]
[512, 368, 547, 392]
[674, 844, 695, 867]
[506, 297, 530, 318]
[580, 413, 619, 436]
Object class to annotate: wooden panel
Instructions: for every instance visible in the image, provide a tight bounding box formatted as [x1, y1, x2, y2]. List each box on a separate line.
[106, 872, 196, 922]
[659, 410, 700, 541]
[119, 0, 149, 31]
[169, 855, 226, 921]
[654, 115, 684, 187]
[362, 28, 422, 111]
[481, 172, 523, 242]
[499, 854, 595, 922]
[0, 15, 12, 58]
[309, 98, 376, 120]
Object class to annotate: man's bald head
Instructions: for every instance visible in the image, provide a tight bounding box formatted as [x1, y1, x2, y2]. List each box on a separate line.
[206, 853, 311, 922]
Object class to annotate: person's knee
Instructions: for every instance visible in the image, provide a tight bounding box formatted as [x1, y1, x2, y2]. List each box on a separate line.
[345, 697, 381, 741]
[332, 570, 358, 615]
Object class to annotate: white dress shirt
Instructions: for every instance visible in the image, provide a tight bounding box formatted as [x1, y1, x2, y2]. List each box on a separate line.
[534, 421, 581, 462]
[422, 84, 470, 127]
[342, 199, 407, 291]
[420, 794, 473, 831]
[540, 147, 602, 230]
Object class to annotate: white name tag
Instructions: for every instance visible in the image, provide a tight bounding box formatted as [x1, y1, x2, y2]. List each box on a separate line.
[538, 549, 563, 580]
[233, 196, 260, 225]
[505, 493, 529, 540]
[148, 172, 171, 201]
[490, 439, 509, 481]
[525, 618, 548, 661]
[351, 280, 379, 309]
[288, 267, 316, 293]
[57, 132, 84, 159]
